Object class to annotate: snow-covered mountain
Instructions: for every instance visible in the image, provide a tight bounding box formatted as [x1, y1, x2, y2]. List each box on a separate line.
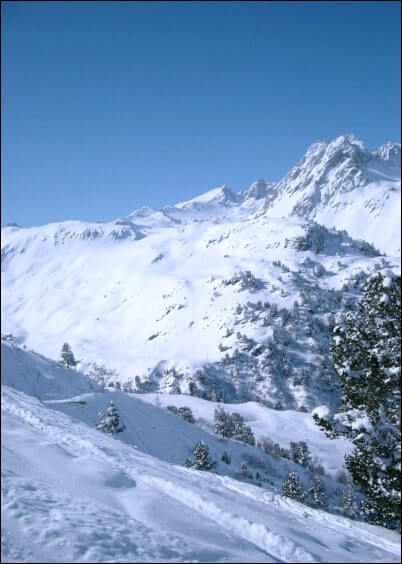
[2, 340, 400, 563]
[2, 134, 401, 561]
[1, 134, 400, 410]
[263, 134, 401, 255]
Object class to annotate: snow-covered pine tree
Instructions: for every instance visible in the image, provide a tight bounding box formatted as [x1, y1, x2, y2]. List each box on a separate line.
[341, 483, 358, 519]
[177, 406, 195, 423]
[231, 412, 256, 446]
[289, 441, 312, 468]
[60, 342, 78, 369]
[314, 272, 401, 530]
[193, 441, 215, 471]
[307, 475, 326, 509]
[282, 472, 304, 502]
[96, 400, 124, 436]
[184, 457, 194, 468]
[213, 406, 232, 438]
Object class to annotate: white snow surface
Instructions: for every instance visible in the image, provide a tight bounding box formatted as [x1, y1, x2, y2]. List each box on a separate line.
[2, 133, 401, 561]
[134, 392, 351, 476]
[2, 341, 400, 563]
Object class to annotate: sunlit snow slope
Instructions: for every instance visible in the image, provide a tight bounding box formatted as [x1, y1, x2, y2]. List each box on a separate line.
[1, 135, 400, 408]
[2, 341, 400, 563]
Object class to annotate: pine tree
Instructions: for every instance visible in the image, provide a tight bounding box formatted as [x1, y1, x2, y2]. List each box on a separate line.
[314, 272, 401, 530]
[289, 441, 312, 468]
[177, 406, 195, 423]
[193, 441, 215, 471]
[241, 463, 253, 480]
[213, 406, 233, 438]
[60, 342, 77, 369]
[341, 483, 358, 519]
[231, 412, 256, 446]
[307, 475, 326, 509]
[184, 457, 194, 468]
[221, 451, 231, 464]
[96, 400, 124, 435]
[293, 300, 300, 325]
[282, 472, 304, 502]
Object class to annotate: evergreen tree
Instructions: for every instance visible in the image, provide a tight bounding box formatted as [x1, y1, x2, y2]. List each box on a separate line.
[341, 483, 358, 520]
[213, 406, 233, 438]
[184, 457, 194, 468]
[282, 472, 304, 502]
[240, 463, 253, 480]
[293, 300, 300, 325]
[96, 400, 124, 436]
[231, 412, 256, 446]
[307, 475, 326, 509]
[314, 272, 401, 530]
[193, 441, 215, 471]
[289, 441, 312, 468]
[60, 342, 78, 369]
[221, 451, 231, 464]
[177, 406, 195, 424]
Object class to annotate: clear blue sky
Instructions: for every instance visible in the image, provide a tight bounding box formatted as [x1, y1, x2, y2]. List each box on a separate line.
[2, 1, 400, 227]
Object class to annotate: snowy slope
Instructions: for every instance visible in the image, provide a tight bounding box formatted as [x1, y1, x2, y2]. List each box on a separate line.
[133, 392, 351, 477]
[263, 134, 401, 255]
[3, 210, 397, 408]
[2, 341, 400, 563]
[2, 136, 400, 408]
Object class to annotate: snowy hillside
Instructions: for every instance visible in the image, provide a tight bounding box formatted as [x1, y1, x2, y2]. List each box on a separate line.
[2, 341, 400, 563]
[1, 134, 400, 409]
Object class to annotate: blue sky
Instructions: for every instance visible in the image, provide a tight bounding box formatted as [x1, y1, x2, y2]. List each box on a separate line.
[2, 1, 400, 227]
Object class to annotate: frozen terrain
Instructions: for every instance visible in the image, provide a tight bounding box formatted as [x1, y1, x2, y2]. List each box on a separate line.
[1, 134, 401, 562]
[1, 135, 400, 409]
[264, 135, 401, 255]
[2, 341, 400, 563]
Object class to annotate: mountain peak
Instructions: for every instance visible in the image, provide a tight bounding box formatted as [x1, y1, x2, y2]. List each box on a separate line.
[328, 133, 366, 151]
[263, 133, 400, 254]
[372, 141, 401, 165]
[242, 179, 273, 200]
[175, 185, 241, 208]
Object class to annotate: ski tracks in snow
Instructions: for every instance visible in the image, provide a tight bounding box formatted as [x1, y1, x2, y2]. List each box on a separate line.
[143, 475, 318, 563]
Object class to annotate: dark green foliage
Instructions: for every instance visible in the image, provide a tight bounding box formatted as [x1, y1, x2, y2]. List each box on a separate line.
[306, 475, 326, 509]
[177, 407, 195, 423]
[213, 406, 232, 437]
[314, 273, 401, 530]
[341, 483, 358, 519]
[193, 441, 215, 471]
[240, 463, 253, 480]
[221, 451, 231, 464]
[213, 407, 256, 446]
[60, 342, 77, 368]
[289, 441, 312, 468]
[282, 472, 304, 502]
[167, 405, 195, 423]
[231, 412, 256, 446]
[96, 400, 124, 436]
[258, 436, 285, 458]
[184, 457, 194, 468]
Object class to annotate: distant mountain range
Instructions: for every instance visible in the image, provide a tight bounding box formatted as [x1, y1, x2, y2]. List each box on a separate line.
[2, 134, 400, 409]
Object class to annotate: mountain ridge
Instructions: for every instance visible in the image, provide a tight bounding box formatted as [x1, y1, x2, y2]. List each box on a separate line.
[1, 134, 400, 408]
